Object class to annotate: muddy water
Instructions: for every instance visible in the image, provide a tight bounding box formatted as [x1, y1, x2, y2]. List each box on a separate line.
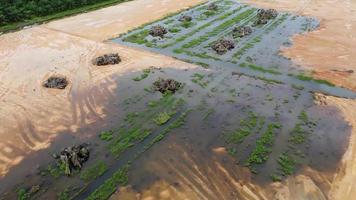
[0, 0, 354, 199]
[111, 0, 353, 197]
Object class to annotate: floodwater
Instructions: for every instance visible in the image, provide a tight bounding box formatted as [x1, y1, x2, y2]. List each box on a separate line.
[0, 0, 355, 199]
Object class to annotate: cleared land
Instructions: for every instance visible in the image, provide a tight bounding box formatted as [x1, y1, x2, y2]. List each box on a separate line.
[0, 0, 355, 200]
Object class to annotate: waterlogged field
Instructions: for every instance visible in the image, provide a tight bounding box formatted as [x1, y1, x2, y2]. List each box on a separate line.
[1, 0, 355, 199]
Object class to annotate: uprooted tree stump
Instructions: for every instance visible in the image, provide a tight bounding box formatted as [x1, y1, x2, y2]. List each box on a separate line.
[179, 15, 193, 22]
[207, 3, 218, 10]
[232, 26, 253, 38]
[43, 76, 68, 89]
[153, 78, 182, 94]
[212, 39, 235, 55]
[149, 25, 168, 38]
[255, 9, 278, 25]
[92, 53, 121, 66]
[52, 143, 90, 176]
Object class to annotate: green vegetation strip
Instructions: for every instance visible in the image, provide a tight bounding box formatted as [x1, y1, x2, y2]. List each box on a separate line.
[87, 165, 129, 200]
[233, 14, 289, 59]
[289, 73, 335, 87]
[86, 107, 188, 200]
[80, 161, 108, 182]
[132, 68, 152, 81]
[246, 123, 281, 167]
[182, 8, 255, 49]
[240, 62, 282, 75]
[225, 112, 264, 144]
[160, 7, 244, 48]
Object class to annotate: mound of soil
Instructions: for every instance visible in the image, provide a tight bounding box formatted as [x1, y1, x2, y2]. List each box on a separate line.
[255, 9, 278, 25]
[212, 39, 235, 55]
[53, 143, 90, 176]
[207, 3, 218, 10]
[149, 25, 168, 38]
[153, 78, 182, 94]
[232, 26, 253, 38]
[92, 53, 121, 66]
[179, 15, 193, 22]
[43, 76, 68, 89]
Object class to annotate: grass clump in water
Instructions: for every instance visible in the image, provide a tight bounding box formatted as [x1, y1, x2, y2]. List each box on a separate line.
[277, 153, 296, 176]
[123, 30, 149, 45]
[291, 73, 335, 87]
[169, 27, 181, 33]
[87, 165, 129, 200]
[109, 128, 151, 157]
[240, 62, 282, 75]
[80, 161, 108, 182]
[153, 112, 172, 125]
[226, 112, 261, 144]
[99, 130, 114, 141]
[133, 69, 151, 81]
[246, 123, 281, 166]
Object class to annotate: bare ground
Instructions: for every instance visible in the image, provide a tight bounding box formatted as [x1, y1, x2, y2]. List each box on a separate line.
[0, 0, 204, 177]
[242, 0, 356, 92]
[0, 0, 355, 199]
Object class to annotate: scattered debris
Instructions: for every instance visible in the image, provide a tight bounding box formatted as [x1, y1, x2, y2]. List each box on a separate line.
[255, 9, 278, 25]
[153, 78, 182, 94]
[313, 93, 328, 106]
[207, 3, 218, 10]
[179, 15, 193, 22]
[92, 53, 121, 66]
[232, 26, 253, 38]
[149, 25, 168, 38]
[212, 39, 235, 55]
[43, 76, 68, 89]
[331, 69, 354, 74]
[52, 143, 90, 176]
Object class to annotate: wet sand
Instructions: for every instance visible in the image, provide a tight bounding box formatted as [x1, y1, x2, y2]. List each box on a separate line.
[0, 0, 204, 177]
[1, 0, 355, 199]
[242, 0, 356, 91]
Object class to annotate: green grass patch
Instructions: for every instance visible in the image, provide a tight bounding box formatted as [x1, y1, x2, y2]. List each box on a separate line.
[240, 62, 282, 75]
[80, 161, 108, 182]
[277, 153, 296, 176]
[246, 123, 281, 166]
[123, 30, 149, 45]
[99, 130, 114, 141]
[226, 112, 263, 144]
[233, 36, 261, 59]
[191, 73, 209, 88]
[169, 27, 181, 33]
[160, 8, 242, 48]
[292, 73, 335, 87]
[87, 165, 129, 200]
[132, 68, 151, 81]
[153, 112, 173, 125]
[180, 21, 195, 28]
[182, 8, 254, 49]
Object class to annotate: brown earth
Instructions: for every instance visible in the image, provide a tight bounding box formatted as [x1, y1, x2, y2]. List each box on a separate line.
[0, 0, 205, 177]
[0, 0, 355, 199]
[242, 0, 356, 91]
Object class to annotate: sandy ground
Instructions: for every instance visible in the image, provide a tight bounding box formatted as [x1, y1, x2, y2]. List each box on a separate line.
[0, 0, 204, 177]
[45, 0, 206, 41]
[1, 0, 356, 199]
[241, 0, 356, 91]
